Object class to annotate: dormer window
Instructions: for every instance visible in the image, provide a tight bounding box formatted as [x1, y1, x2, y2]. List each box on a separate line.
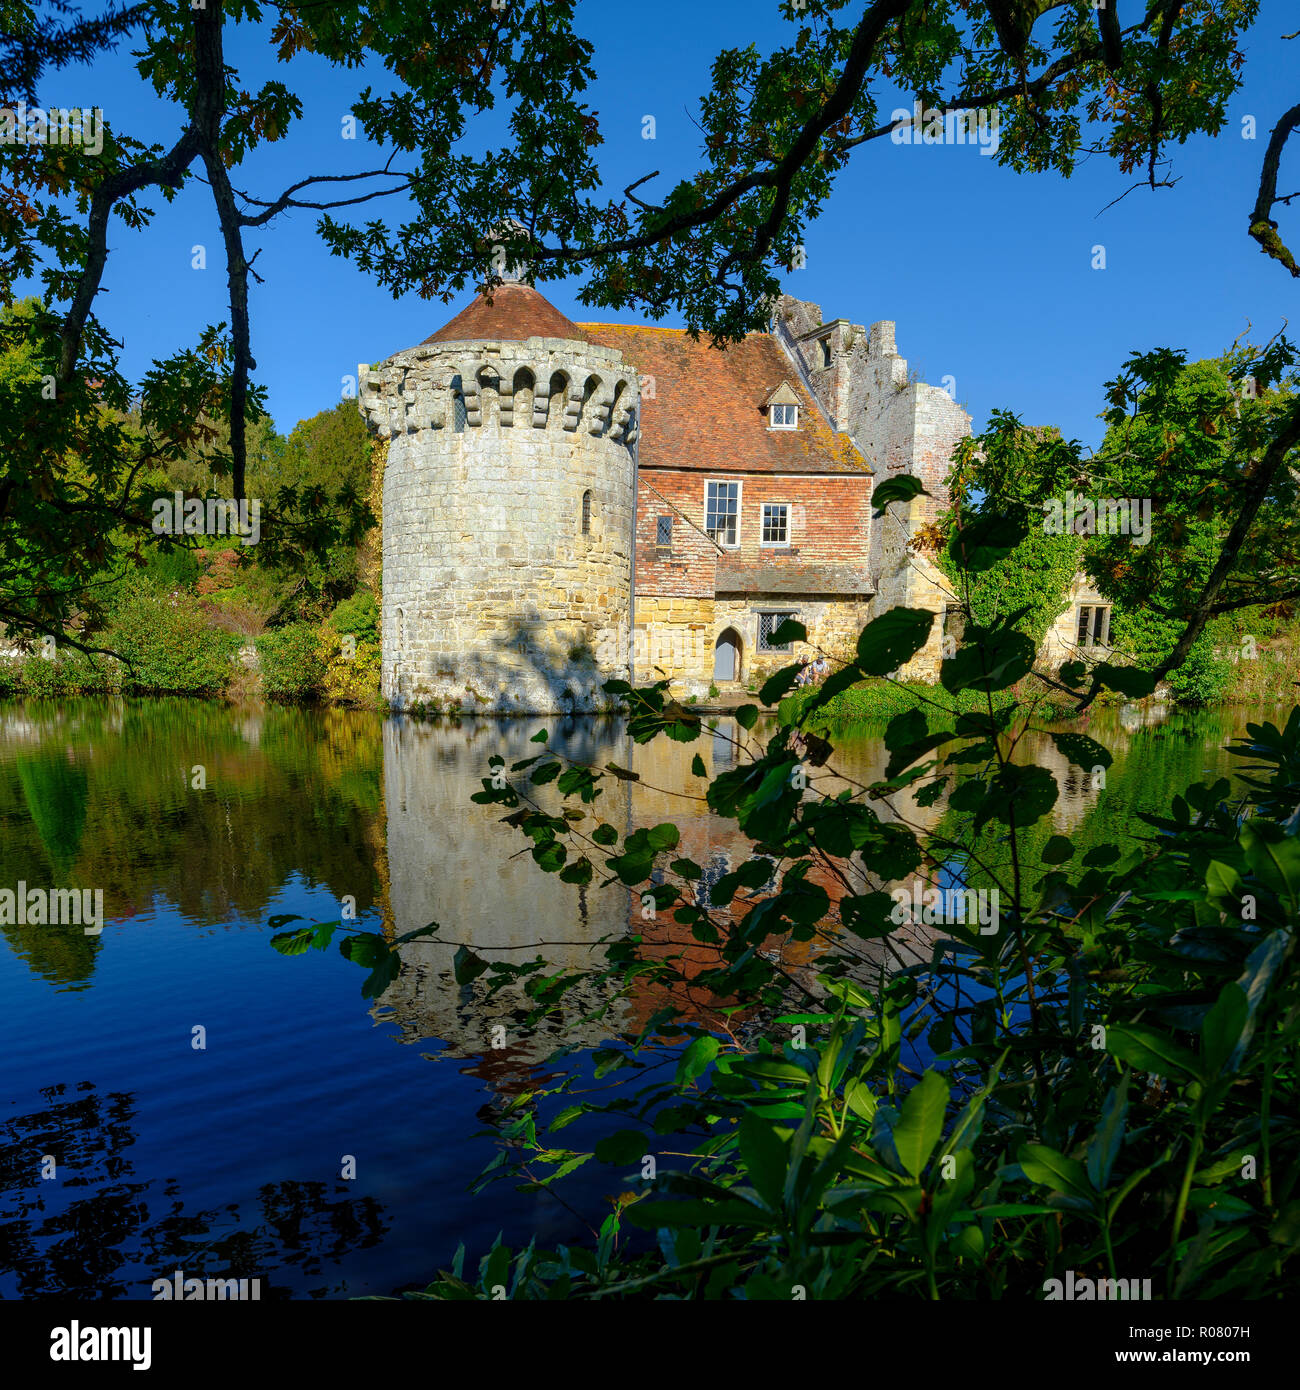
[765, 381, 800, 430]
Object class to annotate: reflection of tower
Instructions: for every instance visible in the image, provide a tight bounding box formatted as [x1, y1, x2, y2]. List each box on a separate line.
[377, 717, 634, 1068]
[361, 285, 640, 714]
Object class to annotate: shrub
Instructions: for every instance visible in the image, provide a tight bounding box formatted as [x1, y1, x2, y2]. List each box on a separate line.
[257, 621, 326, 701]
[327, 590, 379, 646]
[105, 580, 239, 695]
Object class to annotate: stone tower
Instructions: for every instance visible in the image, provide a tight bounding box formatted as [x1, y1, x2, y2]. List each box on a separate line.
[360, 283, 639, 713]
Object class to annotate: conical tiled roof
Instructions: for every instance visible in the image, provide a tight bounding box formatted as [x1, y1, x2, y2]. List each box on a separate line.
[424, 283, 588, 345]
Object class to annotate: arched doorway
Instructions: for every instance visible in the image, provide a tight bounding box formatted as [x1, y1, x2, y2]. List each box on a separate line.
[713, 627, 742, 682]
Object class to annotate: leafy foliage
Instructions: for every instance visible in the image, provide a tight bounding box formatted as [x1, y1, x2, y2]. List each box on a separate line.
[289, 592, 1300, 1298]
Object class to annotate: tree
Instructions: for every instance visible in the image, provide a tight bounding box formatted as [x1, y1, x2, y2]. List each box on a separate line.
[940, 343, 1300, 702]
[2, 0, 1293, 672]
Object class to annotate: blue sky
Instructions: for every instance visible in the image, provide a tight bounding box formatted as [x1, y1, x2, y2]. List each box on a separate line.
[22, 0, 1300, 450]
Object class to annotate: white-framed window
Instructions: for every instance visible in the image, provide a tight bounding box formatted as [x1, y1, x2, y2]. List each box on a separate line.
[705, 480, 740, 547]
[758, 611, 798, 652]
[1076, 605, 1111, 649]
[760, 503, 789, 547]
[769, 403, 798, 429]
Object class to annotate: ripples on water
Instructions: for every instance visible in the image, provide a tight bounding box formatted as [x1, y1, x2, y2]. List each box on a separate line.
[0, 697, 1272, 1297]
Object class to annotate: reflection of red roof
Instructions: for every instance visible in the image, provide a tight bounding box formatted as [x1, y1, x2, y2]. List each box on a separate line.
[424, 284, 589, 345]
[580, 324, 867, 475]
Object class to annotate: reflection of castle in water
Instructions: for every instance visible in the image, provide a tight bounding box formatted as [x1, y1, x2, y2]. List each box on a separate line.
[376, 717, 636, 1074]
[371, 704, 1220, 1063]
[374, 716, 945, 1055]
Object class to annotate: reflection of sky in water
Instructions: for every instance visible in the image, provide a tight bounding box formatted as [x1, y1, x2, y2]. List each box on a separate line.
[0, 698, 1283, 1298]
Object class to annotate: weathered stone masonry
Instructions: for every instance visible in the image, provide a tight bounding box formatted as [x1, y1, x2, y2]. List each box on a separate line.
[361, 303, 639, 713]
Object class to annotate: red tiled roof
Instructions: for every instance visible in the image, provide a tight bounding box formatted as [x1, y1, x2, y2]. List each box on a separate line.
[424, 283, 589, 345]
[715, 557, 874, 595]
[580, 324, 868, 475]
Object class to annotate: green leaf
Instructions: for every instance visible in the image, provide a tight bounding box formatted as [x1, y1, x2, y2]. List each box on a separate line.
[732, 1056, 813, 1085]
[1085, 1078, 1128, 1191]
[840, 891, 896, 939]
[737, 1115, 788, 1212]
[884, 708, 927, 750]
[1201, 982, 1249, 1078]
[970, 762, 1058, 830]
[1106, 1024, 1198, 1079]
[530, 728, 549, 743]
[691, 753, 706, 776]
[940, 625, 1034, 694]
[949, 509, 1029, 572]
[855, 607, 934, 676]
[760, 663, 802, 706]
[871, 474, 929, 514]
[1018, 1143, 1094, 1200]
[270, 926, 316, 956]
[735, 704, 759, 730]
[594, 1130, 650, 1165]
[453, 945, 490, 986]
[647, 822, 680, 851]
[1048, 731, 1113, 770]
[1093, 663, 1157, 698]
[591, 822, 619, 846]
[1228, 929, 1289, 1070]
[769, 618, 806, 646]
[559, 858, 593, 886]
[1041, 835, 1074, 865]
[891, 1070, 949, 1180]
[1205, 859, 1245, 912]
[675, 1035, 720, 1085]
[1240, 820, 1300, 906]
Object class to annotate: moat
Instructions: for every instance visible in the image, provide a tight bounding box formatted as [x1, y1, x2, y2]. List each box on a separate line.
[0, 697, 1283, 1298]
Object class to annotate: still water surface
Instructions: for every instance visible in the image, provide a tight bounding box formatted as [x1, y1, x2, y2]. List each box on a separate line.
[0, 698, 1283, 1297]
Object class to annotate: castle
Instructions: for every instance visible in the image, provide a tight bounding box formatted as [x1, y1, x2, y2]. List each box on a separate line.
[359, 282, 1109, 713]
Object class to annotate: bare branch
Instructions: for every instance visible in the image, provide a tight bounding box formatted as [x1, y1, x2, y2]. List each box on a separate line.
[234, 169, 411, 227]
[1250, 102, 1300, 277]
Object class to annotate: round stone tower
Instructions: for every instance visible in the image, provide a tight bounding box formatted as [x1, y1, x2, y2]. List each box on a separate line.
[360, 283, 639, 714]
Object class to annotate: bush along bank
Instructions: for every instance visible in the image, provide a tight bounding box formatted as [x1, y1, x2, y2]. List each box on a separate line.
[0, 582, 383, 706]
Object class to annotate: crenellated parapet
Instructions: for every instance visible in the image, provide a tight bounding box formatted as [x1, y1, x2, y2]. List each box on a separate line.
[359, 336, 640, 447]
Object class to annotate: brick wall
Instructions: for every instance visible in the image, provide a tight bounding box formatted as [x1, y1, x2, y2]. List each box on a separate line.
[635, 467, 872, 596]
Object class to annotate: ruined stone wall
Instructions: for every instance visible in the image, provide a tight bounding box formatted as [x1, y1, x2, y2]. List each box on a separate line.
[1040, 574, 1111, 670]
[777, 296, 970, 681]
[360, 335, 638, 713]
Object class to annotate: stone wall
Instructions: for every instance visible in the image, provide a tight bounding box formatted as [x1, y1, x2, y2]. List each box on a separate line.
[635, 593, 870, 696]
[1041, 574, 1112, 670]
[777, 296, 971, 681]
[361, 335, 639, 713]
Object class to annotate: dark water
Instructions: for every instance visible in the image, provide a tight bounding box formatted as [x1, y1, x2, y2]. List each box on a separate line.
[0, 697, 1286, 1298]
